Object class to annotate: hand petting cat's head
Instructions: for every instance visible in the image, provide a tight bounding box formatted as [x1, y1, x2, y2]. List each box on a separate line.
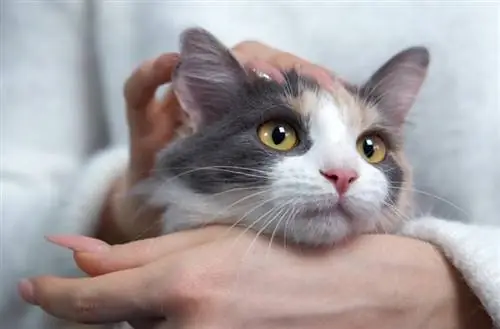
[144, 28, 430, 246]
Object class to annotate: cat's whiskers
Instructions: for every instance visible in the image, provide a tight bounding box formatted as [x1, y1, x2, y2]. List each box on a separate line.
[265, 204, 294, 260]
[204, 188, 276, 232]
[109, 189, 165, 242]
[283, 203, 300, 251]
[157, 165, 272, 176]
[381, 166, 399, 174]
[238, 199, 296, 267]
[380, 200, 410, 232]
[124, 184, 269, 242]
[226, 199, 292, 283]
[148, 167, 270, 192]
[388, 184, 470, 219]
[228, 200, 293, 298]
[206, 185, 269, 199]
[283, 211, 290, 251]
[282, 70, 294, 100]
[222, 193, 292, 250]
[206, 187, 271, 214]
[134, 190, 285, 256]
[176, 167, 269, 180]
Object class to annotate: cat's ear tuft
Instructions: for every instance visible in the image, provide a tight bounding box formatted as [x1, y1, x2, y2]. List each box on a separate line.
[172, 27, 248, 130]
[361, 46, 430, 126]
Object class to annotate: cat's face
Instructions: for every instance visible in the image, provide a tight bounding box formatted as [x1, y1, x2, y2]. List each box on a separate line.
[145, 28, 429, 246]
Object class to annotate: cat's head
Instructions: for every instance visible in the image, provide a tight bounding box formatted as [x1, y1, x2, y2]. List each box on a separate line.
[148, 28, 429, 246]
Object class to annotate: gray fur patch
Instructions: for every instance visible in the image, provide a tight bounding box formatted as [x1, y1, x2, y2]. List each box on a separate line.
[155, 71, 313, 194]
[375, 153, 404, 205]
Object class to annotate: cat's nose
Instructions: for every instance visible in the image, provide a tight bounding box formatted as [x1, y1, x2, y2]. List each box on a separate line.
[320, 169, 359, 195]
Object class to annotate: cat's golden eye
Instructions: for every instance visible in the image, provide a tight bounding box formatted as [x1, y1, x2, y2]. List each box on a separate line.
[356, 135, 387, 164]
[258, 121, 298, 151]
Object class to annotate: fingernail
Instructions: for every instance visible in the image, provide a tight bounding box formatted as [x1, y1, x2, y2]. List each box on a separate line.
[46, 235, 110, 253]
[18, 279, 37, 305]
[245, 60, 285, 83]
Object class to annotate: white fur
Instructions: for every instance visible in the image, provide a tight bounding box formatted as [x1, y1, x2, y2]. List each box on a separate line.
[270, 92, 389, 244]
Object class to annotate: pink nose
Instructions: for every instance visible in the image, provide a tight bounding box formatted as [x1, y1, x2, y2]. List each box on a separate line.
[320, 169, 359, 195]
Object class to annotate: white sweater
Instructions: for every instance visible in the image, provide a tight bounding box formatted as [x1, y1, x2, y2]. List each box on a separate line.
[1, 1, 499, 328]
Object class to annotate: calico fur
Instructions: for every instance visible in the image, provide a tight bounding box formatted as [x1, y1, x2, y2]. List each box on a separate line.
[139, 28, 429, 246]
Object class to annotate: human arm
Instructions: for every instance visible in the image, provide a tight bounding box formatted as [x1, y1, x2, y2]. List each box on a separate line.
[401, 217, 500, 327]
[22, 228, 494, 329]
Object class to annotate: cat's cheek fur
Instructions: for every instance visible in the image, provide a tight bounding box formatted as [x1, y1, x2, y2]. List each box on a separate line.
[344, 160, 390, 232]
[145, 178, 222, 233]
[264, 155, 391, 245]
[153, 176, 274, 234]
[267, 156, 348, 245]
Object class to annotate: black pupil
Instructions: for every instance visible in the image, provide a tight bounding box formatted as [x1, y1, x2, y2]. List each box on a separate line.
[272, 125, 287, 144]
[363, 138, 375, 158]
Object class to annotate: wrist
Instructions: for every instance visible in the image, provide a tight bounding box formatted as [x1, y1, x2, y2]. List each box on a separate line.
[453, 269, 492, 329]
[426, 248, 492, 329]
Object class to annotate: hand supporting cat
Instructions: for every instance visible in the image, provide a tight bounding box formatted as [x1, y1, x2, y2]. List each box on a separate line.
[25, 228, 492, 329]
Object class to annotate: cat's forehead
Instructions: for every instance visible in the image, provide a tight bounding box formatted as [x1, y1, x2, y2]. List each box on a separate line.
[278, 72, 380, 132]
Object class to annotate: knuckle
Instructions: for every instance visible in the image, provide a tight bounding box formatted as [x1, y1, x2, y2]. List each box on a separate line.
[123, 60, 152, 102]
[165, 258, 227, 312]
[123, 67, 139, 98]
[68, 287, 99, 321]
[32, 277, 99, 323]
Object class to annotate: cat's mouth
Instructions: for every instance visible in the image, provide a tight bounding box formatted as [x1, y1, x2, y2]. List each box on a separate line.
[297, 204, 351, 221]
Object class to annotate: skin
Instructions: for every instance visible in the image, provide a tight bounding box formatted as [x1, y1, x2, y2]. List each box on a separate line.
[18, 41, 492, 328]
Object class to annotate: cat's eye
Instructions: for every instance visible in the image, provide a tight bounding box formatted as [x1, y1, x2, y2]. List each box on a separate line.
[258, 121, 298, 151]
[356, 135, 387, 164]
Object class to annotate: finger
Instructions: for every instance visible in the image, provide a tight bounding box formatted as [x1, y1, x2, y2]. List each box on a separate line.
[124, 53, 179, 112]
[232, 41, 341, 89]
[143, 88, 182, 147]
[244, 59, 285, 83]
[231, 40, 280, 63]
[294, 64, 337, 91]
[49, 227, 228, 276]
[232, 41, 308, 72]
[128, 90, 183, 180]
[20, 268, 163, 324]
[265, 51, 315, 73]
[125, 53, 179, 137]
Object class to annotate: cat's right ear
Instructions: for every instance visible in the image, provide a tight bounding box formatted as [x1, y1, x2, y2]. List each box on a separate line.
[172, 28, 248, 130]
[360, 46, 430, 127]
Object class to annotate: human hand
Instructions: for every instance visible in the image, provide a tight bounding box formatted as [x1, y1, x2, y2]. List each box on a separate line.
[20, 230, 491, 329]
[98, 41, 339, 244]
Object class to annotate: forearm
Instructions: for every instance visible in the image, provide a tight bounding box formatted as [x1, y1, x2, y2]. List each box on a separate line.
[450, 262, 493, 328]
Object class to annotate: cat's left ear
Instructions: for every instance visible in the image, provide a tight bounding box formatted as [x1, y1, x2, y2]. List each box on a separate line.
[173, 28, 249, 131]
[361, 47, 430, 126]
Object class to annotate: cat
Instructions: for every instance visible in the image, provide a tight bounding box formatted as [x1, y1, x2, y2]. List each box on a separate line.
[139, 27, 430, 247]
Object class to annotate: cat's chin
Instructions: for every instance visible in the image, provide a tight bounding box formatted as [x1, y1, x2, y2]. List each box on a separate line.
[161, 203, 384, 248]
[276, 209, 355, 247]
